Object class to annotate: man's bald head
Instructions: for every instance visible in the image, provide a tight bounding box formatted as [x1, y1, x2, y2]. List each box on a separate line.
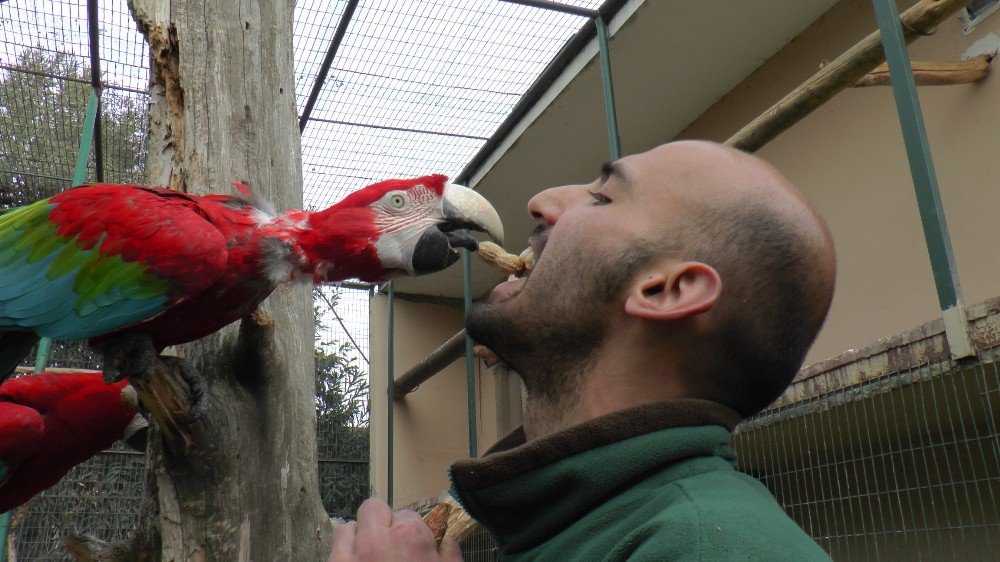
[635, 141, 836, 416]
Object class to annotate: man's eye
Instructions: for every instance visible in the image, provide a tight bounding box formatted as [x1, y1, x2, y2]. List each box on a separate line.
[589, 191, 611, 205]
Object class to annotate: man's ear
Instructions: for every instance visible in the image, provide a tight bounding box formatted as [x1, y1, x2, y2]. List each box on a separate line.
[624, 261, 721, 321]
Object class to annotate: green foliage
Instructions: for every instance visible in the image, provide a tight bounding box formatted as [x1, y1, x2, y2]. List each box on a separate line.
[316, 341, 370, 430]
[314, 288, 371, 517]
[0, 49, 147, 210]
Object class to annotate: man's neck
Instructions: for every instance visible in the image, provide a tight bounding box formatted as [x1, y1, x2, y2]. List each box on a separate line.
[521, 353, 689, 441]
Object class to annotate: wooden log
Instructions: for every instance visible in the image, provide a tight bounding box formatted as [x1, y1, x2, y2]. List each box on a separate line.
[418, 495, 482, 547]
[393, 330, 467, 399]
[727, 0, 974, 152]
[852, 55, 992, 86]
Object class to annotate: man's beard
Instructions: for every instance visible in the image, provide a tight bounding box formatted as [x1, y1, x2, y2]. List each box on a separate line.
[466, 242, 652, 414]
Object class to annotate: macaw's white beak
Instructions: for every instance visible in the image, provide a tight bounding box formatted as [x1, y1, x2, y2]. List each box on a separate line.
[441, 183, 504, 246]
[410, 183, 504, 275]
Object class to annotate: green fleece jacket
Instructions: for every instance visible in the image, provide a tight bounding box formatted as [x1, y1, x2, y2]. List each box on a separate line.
[449, 399, 830, 561]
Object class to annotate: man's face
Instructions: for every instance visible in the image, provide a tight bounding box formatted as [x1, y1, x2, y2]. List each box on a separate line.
[465, 148, 679, 399]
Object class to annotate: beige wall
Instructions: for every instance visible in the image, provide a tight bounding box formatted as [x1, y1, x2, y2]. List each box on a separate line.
[676, 0, 1000, 362]
[369, 295, 519, 507]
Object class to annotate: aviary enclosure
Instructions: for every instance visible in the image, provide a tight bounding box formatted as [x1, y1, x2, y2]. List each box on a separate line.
[1, 0, 999, 560]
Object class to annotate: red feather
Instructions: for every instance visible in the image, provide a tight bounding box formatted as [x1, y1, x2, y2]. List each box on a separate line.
[0, 371, 137, 513]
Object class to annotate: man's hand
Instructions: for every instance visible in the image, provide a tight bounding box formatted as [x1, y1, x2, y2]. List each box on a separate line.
[329, 498, 464, 561]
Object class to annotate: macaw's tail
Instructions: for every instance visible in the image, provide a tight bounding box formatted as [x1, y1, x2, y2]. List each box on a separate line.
[0, 331, 39, 381]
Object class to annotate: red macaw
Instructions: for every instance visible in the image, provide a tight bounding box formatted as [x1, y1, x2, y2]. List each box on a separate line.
[0, 175, 503, 392]
[0, 370, 145, 513]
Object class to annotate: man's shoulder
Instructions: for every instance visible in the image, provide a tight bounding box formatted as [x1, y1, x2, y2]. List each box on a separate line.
[624, 468, 831, 561]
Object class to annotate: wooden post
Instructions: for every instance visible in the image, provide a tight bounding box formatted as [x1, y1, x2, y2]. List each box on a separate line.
[111, 0, 331, 560]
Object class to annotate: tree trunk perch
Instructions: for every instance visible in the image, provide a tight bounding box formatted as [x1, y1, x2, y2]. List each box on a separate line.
[110, 0, 332, 560]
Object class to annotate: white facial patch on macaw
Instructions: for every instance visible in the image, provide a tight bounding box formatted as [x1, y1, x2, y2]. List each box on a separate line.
[373, 184, 441, 274]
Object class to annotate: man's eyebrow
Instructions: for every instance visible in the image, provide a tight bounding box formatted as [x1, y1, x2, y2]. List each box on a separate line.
[600, 160, 628, 185]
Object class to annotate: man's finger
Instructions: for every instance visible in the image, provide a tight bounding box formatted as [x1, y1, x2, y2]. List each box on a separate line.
[390, 509, 425, 526]
[390, 509, 437, 550]
[356, 498, 393, 530]
[439, 534, 464, 562]
[329, 521, 357, 560]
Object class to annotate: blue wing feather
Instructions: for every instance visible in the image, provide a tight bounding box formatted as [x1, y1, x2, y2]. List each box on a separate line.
[0, 186, 229, 341]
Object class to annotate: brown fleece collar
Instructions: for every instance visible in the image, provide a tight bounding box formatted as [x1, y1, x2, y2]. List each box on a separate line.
[452, 398, 741, 490]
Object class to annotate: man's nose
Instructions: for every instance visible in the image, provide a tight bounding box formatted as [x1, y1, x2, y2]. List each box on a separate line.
[527, 184, 590, 225]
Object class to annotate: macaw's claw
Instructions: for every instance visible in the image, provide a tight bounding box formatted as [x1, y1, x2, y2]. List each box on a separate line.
[173, 357, 208, 424]
[96, 333, 158, 384]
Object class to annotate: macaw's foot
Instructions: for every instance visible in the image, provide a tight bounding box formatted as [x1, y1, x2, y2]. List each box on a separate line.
[0, 331, 40, 381]
[97, 333, 158, 384]
[167, 356, 208, 424]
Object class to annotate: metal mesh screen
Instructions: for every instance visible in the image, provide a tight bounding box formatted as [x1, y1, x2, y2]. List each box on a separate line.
[316, 284, 373, 520]
[8, 444, 145, 561]
[296, 0, 594, 209]
[734, 359, 1000, 561]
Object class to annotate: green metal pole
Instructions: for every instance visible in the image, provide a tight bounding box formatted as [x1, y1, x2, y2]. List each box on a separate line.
[462, 246, 477, 458]
[0, 511, 8, 562]
[386, 282, 395, 506]
[595, 15, 621, 160]
[30, 90, 100, 378]
[73, 90, 99, 186]
[870, 0, 973, 358]
[32, 339, 52, 375]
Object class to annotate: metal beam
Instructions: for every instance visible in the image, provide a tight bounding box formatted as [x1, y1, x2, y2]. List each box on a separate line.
[73, 91, 100, 185]
[87, 0, 104, 181]
[499, 0, 598, 18]
[386, 282, 395, 505]
[595, 15, 621, 159]
[462, 247, 477, 458]
[871, 0, 974, 359]
[302, 116, 489, 141]
[299, 0, 360, 133]
[454, 0, 632, 185]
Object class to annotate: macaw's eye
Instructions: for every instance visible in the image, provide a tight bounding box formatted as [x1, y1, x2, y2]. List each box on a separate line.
[388, 194, 407, 209]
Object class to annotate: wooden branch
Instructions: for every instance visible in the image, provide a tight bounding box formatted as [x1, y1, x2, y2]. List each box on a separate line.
[64, 534, 129, 562]
[393, 330, 467, 399]
[726, 0, 974, 152]
[852, 54, 992, 87]
[417, 494, 482, 546]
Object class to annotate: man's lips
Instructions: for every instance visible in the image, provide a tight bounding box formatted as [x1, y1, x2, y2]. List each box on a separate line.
[485, 246, 535, 304]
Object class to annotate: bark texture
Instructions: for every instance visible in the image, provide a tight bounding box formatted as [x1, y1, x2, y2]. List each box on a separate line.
[115, 0, 330, 559]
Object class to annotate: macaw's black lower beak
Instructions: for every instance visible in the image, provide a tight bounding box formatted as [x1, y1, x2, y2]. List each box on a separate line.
[409, 183, 503, 276]
[411, 228, 469, 275]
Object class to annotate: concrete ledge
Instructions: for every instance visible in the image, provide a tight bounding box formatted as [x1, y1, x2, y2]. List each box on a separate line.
[766, 295, 1000, 412]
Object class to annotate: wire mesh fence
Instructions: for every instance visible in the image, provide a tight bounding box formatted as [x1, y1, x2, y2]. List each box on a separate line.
[455, 357, 1000, 562]
[734, 358, 1000, 561]
[295, 0, 598, 209]
[6, 287, 374, 560]
[7, 445, 145, 561]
